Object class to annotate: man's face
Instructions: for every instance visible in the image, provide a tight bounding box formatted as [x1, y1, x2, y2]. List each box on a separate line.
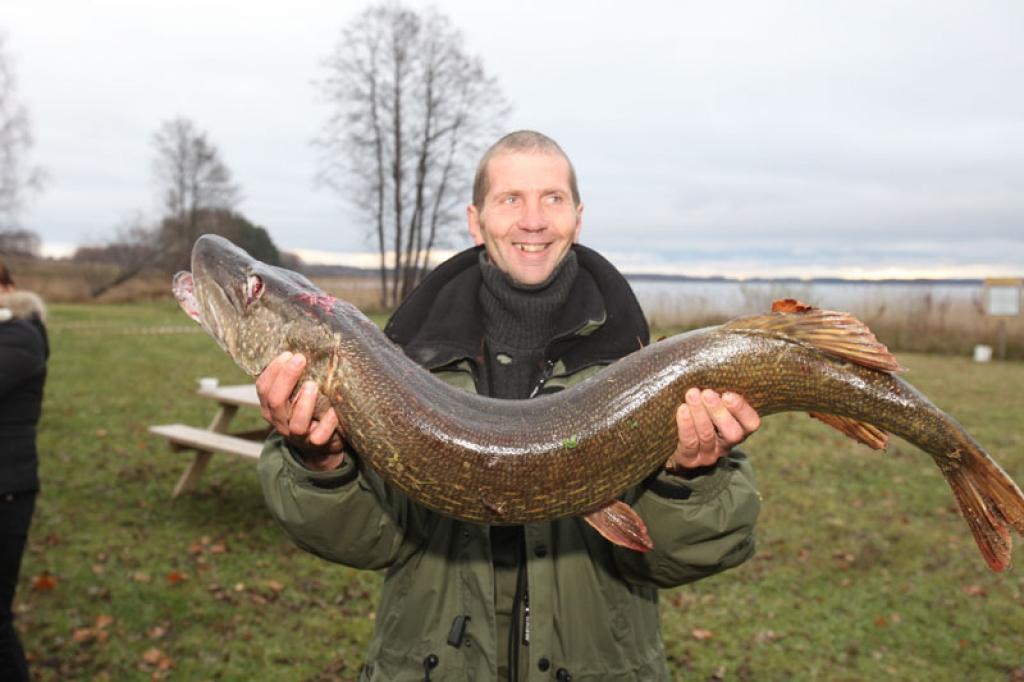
[467, 151, 583, 286]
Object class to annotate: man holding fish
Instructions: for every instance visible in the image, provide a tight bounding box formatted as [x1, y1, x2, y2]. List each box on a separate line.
[257, 131, 762, 680]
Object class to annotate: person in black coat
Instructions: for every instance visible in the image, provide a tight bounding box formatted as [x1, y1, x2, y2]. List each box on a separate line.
[0, 260, 49, 681]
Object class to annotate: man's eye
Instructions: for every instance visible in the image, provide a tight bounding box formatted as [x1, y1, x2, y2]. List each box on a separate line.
[545, 194, 564, 204]
[502, 195, 519, 205]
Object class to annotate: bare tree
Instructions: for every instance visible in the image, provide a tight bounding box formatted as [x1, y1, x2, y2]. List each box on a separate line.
[0, 228, 40, 256]
[152, 117, 240, 270]
[0, 34, 45, 235]
[318, 4, 509, 307]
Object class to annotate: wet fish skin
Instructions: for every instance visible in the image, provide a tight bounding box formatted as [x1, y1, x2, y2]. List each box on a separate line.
[174, 234, 1024, 571]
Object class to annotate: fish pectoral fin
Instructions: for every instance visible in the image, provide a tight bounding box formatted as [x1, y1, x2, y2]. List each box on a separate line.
[808, 412, 889, 450]
[725, 302, 905, 373]
[583, 500, 653, 553]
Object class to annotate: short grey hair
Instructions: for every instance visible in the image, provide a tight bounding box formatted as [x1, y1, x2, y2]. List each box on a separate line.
[472, 130, 581, 210]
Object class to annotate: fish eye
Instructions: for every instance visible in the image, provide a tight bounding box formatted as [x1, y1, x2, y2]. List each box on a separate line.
[245, 274, 264, 309]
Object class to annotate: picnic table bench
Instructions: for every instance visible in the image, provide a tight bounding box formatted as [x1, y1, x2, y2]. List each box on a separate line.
[149, 383, 270, 498]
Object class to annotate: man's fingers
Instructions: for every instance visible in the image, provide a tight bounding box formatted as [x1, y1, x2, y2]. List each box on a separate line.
[308, 408, 340, 447]
[723, 392, 761, 434]
[267, 353, 305, 411]
[256, 352, 289, 421]
[675, 404, 700, 456]
[288, 381, 318, 435]
[255, 352, 287, 394]
[702, 389, 745, 446]
[685, 388, 718, 460]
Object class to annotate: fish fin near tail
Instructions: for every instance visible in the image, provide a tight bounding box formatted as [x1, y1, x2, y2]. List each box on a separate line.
[944, 444, 1024, 572]
[721, 299, 905, 373]
[945, 468, 1013, 572]
[583, 500, 653, 552]
[808, 412, 889, 450]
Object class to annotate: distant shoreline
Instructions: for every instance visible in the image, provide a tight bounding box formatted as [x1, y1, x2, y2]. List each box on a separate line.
[622, 273, 985, 286]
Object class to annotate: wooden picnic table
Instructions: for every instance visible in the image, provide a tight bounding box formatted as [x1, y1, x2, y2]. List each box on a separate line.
[149, 383, 270, 498]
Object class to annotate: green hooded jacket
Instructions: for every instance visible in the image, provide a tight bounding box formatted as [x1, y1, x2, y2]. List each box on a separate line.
[258, 246, 760, 681]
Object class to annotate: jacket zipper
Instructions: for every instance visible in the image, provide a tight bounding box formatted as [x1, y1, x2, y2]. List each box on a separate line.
[509, 531, 528, 680]
[529, 359, 556, 398]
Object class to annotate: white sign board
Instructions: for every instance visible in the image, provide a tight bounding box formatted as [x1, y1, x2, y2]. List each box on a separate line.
[984, 281, 1021, 317]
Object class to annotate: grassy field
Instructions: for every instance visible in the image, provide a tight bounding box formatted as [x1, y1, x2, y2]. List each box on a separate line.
[15, 301, 1024, 681]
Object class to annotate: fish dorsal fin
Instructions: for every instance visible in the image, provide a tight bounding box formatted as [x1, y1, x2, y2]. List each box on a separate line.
[721, 298, 904, 373]
[808, 412, 889, 449]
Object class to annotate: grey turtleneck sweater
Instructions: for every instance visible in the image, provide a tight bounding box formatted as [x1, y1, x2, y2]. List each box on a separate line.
[478, 250, 578, 400]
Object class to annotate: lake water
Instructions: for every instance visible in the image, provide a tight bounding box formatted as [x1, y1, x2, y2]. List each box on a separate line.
[626, 278, 984, 326]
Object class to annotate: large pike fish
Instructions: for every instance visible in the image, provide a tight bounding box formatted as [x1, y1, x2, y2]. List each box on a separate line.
[173, 235, 1024, 572]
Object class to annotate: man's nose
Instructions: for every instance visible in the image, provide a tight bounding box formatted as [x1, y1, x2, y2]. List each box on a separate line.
[517, 199, 548, 230]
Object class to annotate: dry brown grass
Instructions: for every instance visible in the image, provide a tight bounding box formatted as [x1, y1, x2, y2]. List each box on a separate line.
[8, 255, 1020, 357]
[2, 256, 388, 309]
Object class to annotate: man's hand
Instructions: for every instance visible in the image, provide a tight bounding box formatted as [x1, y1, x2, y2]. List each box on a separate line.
[666, 388, 760, 473]
[256, 352, 345, 471]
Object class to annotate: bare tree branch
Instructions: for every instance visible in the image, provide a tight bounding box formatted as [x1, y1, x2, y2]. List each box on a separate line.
[151, 117, 241, 270]
[316, 3, 509, 307]
[0, 34, 46, 234]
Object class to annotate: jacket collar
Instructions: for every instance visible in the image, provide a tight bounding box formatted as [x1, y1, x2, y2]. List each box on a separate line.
[0, 290, 47, 323]
[384, 244, 649, 375]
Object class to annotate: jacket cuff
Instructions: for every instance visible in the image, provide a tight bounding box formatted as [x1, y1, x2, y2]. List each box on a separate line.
[278, 438, 359, 490]
[644, 459, 734, 502]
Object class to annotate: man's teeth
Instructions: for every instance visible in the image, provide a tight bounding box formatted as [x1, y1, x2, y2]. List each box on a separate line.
[516, 243, 547, 253]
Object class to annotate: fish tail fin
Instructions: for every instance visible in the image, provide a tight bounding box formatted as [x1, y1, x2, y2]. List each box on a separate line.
[944, 443, 1024, 572]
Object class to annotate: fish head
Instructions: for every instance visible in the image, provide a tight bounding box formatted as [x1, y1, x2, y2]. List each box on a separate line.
[174, 234, 331, 376]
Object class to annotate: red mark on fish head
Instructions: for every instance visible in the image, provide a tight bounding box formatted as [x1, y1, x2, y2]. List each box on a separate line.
[294, 292, 339, 316]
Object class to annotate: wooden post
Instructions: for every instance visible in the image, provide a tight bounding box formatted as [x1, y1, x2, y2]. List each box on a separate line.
[171, 404, 239, 499]
[997, 318, 1007, 361]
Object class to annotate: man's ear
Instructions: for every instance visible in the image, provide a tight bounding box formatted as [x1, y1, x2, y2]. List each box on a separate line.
[573, 202, 584, 242]
[467, 204, 484, 245]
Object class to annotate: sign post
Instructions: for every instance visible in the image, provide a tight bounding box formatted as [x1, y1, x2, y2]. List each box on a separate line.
[982, 278, 1022, 360]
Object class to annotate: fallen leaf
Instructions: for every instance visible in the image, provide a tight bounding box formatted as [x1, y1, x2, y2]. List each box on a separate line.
[962, 584, 987, 597]
[142, 648, 164, 665]
[95, 429, 108, 438]
[32, 573, 58, 592]
[95, 614, 115, 629]
[209, 542, 227, 554]
[130, 571, 151, 583]
[264, 580, 285, 593]
[233, 582, 246, 592]
[166, 570, 187, 586]
[148, 625, 168, 640]
[72, 628, 95, 643]
[874, 615, 888, 628]
[691, 628, 714, 641]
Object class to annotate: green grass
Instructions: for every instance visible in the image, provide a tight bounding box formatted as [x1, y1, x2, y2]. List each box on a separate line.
[17, 302, 1024, 680]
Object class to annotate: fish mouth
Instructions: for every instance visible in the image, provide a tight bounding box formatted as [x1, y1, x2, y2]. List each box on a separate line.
[173, 271, 203, 324]
[174, 239, 247, 355]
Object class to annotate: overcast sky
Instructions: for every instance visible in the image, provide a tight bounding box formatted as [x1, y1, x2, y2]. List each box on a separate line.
[4, 0, 1023, 278]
